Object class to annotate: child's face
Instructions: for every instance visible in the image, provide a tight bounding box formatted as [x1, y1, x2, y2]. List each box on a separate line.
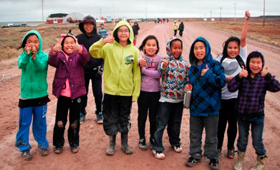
[143, 39, 158, 57]
[25, 35, 39, 50]
[84, 23, 94, 34]
[170, 40, 182, 59]
[249, 57, 263, 76]
[63, 37, 76, 55]
[193, 41, 206, 62]
[101, 24, 104, 28]
[117, 26, 130, 43]
[227, 41, 239, 59]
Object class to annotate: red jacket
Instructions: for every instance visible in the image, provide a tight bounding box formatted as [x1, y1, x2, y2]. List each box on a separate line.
[48, 45, 89, 99]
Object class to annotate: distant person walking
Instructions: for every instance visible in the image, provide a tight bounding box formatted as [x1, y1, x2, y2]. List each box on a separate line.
[132, 22, 140, 45]
[178, 21, 184, 37]
[76, 15, 104, 124]
[173, 21, 179, 36]
[16, 30, 50, 161]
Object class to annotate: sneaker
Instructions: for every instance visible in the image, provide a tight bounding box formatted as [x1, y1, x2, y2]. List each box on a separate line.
[70, 145, 79, 153]
[80, 113, 86, 123]
[39, 148, 49, 156]
[152, 150, 165, 160]
[139, 138, 148, 151]
[185, 157, 201, 167]
[97, 112, 103, 124]
[227, 149, 235, 159]
[173, 145, 182, 153]
[53, 146, 63, 154]
[21, 150, 32, 161]
[209, 159, 220, 170]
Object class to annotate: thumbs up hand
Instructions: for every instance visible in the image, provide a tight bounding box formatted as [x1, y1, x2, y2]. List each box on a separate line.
[139, 55, 146, 67]
[162, 56, 169, 69]
[104, 35, 115, 44]
[239, 66, 248, 78]
[73, 40, 82, 51]
[245, 10, 250, 20]
[52, 39, 62, 54]
[201, 64, 209, 76]
[261, 66, 268, 77]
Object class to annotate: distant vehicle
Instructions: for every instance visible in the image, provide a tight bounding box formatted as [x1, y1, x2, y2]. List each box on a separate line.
[106, 16, 112, 23]
[96, 20, 105, 24]
[130, 19, 141, 23]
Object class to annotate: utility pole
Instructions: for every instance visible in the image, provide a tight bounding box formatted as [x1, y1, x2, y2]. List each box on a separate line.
[100, 8, 101, 20]
[210, 11, 212, 20]
[113, 0, 115, 24]
[234, 3, 236, 23]
[42, 0, 44, 22]
[263, 0, 266, 27]
[146, 6, 147, 20]
[220, 7, 222, 22]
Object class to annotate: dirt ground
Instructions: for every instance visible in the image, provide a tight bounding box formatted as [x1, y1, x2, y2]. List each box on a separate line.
[1, 21, 280, 170]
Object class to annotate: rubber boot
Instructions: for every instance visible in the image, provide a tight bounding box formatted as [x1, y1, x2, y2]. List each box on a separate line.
[250, 155, 267, 170]
[106, 135, 116, 156]
[121, 133, 133, 154]
[234, 151, 246, 170]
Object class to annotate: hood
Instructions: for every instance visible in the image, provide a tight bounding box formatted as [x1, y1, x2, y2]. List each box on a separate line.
[112, 20, 134, 44]
[246, 51, 265, 75]
[189, 36, 212, 66]
[166, 36, 183, 59]
[79, 15, 97, 34]
[22, 30, 43, 54]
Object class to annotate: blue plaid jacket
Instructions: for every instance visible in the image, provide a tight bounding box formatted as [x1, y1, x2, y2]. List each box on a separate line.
[188, 37, 226, 116]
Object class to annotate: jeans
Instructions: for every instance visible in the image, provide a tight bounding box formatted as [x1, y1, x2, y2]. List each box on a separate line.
[102, 94, 132, 136]
[153, 102, 183, 152]
[15, 105, 49, 152]
[189, 115, 219, 160]
[217, 99, 237, 150]
[137, 91, 160, 142]
[53, 96, 81, 148]
[80, 73, 102, 114]
[237, 116, 266, 155]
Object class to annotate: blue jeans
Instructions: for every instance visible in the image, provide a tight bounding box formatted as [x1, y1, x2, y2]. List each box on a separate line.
[189, 115, 219, 160]
[15, 105, 49, 152]
[237, 116, 266, 155]
[153, 102, 183, 152]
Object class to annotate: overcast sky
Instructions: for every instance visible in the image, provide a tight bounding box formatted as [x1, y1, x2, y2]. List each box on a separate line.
[1, 0, 280, 22]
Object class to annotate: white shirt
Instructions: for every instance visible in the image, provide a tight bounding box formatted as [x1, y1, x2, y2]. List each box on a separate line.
[217, 45, 247, 100]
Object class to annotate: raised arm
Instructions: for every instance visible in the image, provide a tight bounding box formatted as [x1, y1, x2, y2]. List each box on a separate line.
[240, 10, 250, 48]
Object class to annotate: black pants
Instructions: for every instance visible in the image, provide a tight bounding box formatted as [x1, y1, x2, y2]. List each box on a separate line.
[80, 73, 102, 115]
[179, 30, 183, 36]
[137, 91, 160, 142]
[174, 30, 177, 36]
[217, 99, 237, 150]
[102, 94, 132, 136]
[53, 96, 81, 148]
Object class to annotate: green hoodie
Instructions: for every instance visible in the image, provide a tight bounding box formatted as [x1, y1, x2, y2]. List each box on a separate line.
[89, 21, 141, 101]
[18, 30, 48, 99]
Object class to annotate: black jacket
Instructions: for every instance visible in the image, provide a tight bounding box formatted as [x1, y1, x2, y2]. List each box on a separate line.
[76, 15, 103, 74]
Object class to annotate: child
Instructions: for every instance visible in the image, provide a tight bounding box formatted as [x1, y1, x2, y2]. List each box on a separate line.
[216, 10, 250, 159]
[173, 21, 179, 36]
[89, 21, 141, 156]
[138, 35, 162, 150]
[76, 15, 103, 124]
[152, 37, 189, 160]
[178, 21, 184, 37]
[16, 30, 50, 160]
[132, 22, 140, 45]
[48, 30, 89, 154]
[185, 37, 225, 170]
[228, 51, 280, 170]
[98, 23, 108, 38]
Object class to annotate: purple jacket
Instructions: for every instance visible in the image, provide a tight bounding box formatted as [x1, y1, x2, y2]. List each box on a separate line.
[227, 73, 280, 119]
[48, 45, 89, 99]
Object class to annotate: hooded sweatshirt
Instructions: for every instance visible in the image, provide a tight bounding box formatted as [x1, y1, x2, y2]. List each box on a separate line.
[188, 37, 226, 116]
[76, 15, 103, 74]
[158, 37, 189, 101]
[18, 30, 49, 99]
[227, 51, 280, 119]
[89, 21, 141, 101]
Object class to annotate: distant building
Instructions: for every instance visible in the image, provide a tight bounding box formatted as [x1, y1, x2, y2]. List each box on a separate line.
[46, 13, 67, 24]
[63, 12, 85, 23]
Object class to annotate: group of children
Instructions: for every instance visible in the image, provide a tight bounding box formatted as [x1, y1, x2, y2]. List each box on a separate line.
[15, 10, 280, 170]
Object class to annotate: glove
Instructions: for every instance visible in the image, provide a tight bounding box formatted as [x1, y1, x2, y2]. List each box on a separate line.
[95, 66, 103, 78]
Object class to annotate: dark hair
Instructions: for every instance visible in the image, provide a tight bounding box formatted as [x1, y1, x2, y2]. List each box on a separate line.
[18, 33, 38, 50]
[246, 51, 264, 75]
[139, 35, 159, 54]
[189, 40, 206, 64]
[61, 30, 76, 53]
[170, 39, 183, 49]
[222, 36, 240, 57]
[113, 27, 131, 44]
